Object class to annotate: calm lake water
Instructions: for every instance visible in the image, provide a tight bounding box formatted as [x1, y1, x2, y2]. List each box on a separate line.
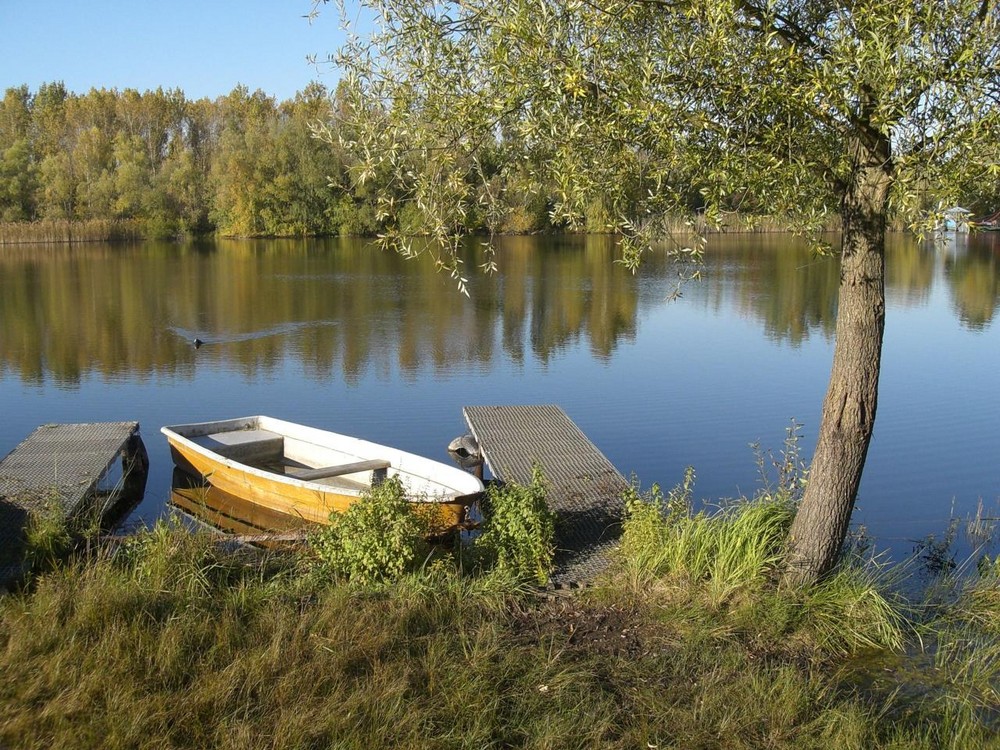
[1, 233, 998, 561]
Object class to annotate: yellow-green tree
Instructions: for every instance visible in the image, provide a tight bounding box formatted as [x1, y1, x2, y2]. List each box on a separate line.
[0, 86, 37, 221]
[326, 0, 1000, 583]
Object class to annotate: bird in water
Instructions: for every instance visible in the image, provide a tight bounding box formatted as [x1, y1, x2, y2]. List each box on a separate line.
[193, 338, 204, 349]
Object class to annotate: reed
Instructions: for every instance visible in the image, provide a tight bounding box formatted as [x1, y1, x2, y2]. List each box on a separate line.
[652, 212, 843, 236]
[0, 219, 146, 245]
[0, 213, 845, 246]
[905, 567, 1000, 745]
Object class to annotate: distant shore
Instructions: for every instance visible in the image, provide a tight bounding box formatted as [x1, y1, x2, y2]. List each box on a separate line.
[0, 215, 847, 246]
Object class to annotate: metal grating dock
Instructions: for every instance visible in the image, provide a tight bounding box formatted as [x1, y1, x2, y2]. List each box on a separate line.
[463, 405, 629, 585]
[0, 422, 147, 586]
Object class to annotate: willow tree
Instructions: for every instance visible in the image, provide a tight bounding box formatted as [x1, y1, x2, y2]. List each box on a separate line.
[323, 0, 1000, 583]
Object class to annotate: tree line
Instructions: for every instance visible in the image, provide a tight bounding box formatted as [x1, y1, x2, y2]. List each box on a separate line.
[0, 81, 625, 240]
[4, 81, 989, 244]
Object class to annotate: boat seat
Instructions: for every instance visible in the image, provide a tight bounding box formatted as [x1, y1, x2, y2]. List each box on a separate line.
[209, 434, 285, 463]
[291, 459, 391, 482]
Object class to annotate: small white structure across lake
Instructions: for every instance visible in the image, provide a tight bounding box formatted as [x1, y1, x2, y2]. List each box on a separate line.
[940, 206, 972, 233]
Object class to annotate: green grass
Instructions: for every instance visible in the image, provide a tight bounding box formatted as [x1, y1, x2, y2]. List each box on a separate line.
[1, 461, 999, 748]
[0, 520, 997, 748]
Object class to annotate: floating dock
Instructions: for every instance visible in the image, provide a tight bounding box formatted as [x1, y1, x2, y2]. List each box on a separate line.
[0, 422, 148, 586]
[463, 405, 628, 585]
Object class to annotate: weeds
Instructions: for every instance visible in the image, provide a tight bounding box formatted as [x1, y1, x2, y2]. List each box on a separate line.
[752, 418, 810, 503]
[475, 465, 556, 585]
[913, 518, 960, 577]
[307, 475, 429, 586]
[301, 465, 558, 588]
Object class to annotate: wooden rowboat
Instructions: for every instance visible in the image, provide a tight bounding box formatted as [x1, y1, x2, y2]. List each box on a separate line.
[161, 416, 483, 532]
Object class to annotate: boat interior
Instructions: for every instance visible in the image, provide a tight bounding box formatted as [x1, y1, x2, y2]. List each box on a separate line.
[191, 427, 389, 491]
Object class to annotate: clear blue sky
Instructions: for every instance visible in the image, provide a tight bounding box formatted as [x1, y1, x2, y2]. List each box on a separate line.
[1, 1, 355, 101]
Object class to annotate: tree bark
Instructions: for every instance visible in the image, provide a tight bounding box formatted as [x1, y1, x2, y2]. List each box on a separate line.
[784, 134, 892, 586]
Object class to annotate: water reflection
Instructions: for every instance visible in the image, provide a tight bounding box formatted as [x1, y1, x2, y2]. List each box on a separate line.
[886, 236, 935, 308]
[0, 235, 641, 385]
[169, 469, 309, 545]
[943, 234, 1000, 330]
[694, 234, 841, 345]
[0, 233, 996, 386]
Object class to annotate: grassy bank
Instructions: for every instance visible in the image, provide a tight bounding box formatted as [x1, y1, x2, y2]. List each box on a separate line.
[1, 478, 998, 748]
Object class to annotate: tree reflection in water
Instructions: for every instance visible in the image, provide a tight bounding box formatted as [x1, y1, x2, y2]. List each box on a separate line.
[0, 233, 995, 386]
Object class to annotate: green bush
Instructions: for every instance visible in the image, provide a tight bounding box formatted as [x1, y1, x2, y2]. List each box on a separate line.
[332, 196, 381, 236]
[308, 476, 429, 585]
[476, 465, 556, 585]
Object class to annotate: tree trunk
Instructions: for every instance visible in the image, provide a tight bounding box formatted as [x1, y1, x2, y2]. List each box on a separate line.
[784, 135, 892, 587]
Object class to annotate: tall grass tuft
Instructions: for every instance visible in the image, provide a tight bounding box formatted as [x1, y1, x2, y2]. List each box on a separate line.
[617, 462, 907, 657]
[620, 468, 794, 605]
[19, 498, 73, 575]
[798, 563, 908, 654]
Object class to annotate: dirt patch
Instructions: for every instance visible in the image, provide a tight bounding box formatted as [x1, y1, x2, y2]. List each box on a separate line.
[510, 598, 649, 659]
